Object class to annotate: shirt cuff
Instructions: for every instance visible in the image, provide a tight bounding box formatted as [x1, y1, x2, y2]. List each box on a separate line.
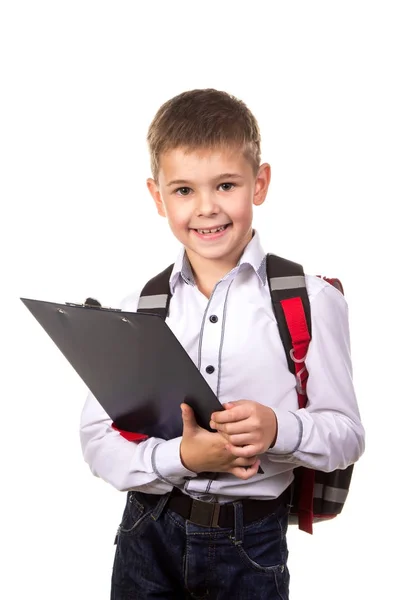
[151, 437, 197, 484]
[267, 409, 303, 455]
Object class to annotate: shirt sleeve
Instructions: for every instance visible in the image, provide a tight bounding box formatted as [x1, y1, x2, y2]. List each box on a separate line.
[79, 289, 197, 493]
[267, 283, 366, 472]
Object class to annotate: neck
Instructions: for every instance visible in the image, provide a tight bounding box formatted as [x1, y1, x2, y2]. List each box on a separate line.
[192, 259, 236, 298]
[191, 267, 231, 299]
[185, 232, 253, 298]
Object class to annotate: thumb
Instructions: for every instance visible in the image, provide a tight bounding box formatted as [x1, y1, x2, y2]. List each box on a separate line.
[181, 403, 197, 433]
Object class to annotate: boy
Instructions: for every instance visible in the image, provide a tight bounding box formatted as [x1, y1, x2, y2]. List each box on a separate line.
[80, 89, 365, 599]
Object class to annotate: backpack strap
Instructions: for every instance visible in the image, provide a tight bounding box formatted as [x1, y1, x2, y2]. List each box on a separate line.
[266, 253, 314, 534]
[266, 254, 311, 376]
[136, 264, 174, 319]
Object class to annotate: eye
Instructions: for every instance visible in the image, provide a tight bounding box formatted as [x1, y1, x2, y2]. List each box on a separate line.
[219, 183, 236, 192]
[175, 187, 192, 196]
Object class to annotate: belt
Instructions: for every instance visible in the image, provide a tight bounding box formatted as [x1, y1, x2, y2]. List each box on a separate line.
[141, 486, 290, 528]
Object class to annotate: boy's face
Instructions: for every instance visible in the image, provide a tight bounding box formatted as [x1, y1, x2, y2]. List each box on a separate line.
[147, 147, 270, 268]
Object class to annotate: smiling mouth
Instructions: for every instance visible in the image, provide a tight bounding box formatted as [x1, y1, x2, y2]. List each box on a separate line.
[192, 224, 231, 234]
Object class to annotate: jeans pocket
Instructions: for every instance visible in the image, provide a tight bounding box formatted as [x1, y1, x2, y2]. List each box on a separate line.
[231, 505, 289, 574]
[117, 492, 152, 537]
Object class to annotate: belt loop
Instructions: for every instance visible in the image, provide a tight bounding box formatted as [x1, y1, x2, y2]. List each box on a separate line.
[151, 491, 171, 522]
[211, 502, 221, 528]
[233, 501, 244, 546]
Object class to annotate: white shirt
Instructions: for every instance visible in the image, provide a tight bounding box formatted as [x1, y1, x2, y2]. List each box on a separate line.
[80, 232, 365, 502]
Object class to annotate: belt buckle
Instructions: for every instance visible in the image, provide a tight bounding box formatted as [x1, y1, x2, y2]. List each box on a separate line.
[189, 499, 221, 528]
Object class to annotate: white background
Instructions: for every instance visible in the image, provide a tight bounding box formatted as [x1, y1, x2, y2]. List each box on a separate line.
[1, 1, 399, 598]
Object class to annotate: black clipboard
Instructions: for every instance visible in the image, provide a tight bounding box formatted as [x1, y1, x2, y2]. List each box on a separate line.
[20, 298, 224, 440]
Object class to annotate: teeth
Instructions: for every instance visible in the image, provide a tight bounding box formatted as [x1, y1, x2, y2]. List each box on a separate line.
[197, 225, 227, 234]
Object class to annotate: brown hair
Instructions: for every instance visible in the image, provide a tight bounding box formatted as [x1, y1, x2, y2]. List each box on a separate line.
[147, 89, 261, 182]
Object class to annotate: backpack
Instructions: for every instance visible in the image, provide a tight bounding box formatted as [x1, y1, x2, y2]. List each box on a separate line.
[114, 254, 354, 534]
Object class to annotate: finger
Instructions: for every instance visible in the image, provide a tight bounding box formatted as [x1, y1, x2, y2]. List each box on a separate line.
[232, 455, 258, 467]
[214, 420, 255, 436]
[211, 406, 250, 424]
[209, 421, 232, 441]
[222, 402, 235, 410]
[230, 459, 261, 480]
[226, 443, 260, 458]
[223, 400, 247, 409]
[224, 433, 258, 447]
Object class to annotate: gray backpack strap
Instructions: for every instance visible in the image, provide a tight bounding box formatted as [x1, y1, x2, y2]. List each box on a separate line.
[137, 264, 174, 319]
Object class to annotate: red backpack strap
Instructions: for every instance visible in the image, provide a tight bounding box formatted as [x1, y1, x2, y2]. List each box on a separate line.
[266, 253, 314, 534]
[280, 296, 314, 534]
[280, 297, 310, 408]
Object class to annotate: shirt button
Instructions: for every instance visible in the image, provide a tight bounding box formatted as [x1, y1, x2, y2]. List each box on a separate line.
[209, 315, 218, 323]
[206, 365, 215, 374]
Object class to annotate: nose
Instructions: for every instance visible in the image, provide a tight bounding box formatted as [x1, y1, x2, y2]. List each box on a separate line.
[195, 191, 220, 217]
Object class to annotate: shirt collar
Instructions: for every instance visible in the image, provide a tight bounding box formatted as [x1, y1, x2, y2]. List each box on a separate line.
[169, 230, 267, 293]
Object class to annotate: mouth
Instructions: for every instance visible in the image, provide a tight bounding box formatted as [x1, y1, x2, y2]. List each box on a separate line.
[191, 224, 231, 235]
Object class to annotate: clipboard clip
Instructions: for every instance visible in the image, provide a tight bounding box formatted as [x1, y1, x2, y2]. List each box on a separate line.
[64, 298, 122, 312]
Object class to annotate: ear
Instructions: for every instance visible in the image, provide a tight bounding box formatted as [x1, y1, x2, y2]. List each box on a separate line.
[253, 163, 271, 207]
[147, 178, 167, 217]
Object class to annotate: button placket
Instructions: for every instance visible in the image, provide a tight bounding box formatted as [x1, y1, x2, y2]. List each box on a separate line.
[199, 289, 224, 388]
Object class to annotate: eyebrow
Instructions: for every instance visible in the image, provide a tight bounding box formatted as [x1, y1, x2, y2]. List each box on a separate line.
[166, 173, 244, 187]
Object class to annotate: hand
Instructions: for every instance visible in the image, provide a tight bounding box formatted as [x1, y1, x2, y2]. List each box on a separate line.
[210, 400, 278, 458]
[179, 404, 261, 480]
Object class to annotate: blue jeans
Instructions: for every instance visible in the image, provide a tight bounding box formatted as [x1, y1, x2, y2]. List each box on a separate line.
[111, 490, 290, 599]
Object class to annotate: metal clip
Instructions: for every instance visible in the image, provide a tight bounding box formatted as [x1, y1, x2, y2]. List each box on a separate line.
[295, 366, 307, 395]
[64, 300, 121, 312]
